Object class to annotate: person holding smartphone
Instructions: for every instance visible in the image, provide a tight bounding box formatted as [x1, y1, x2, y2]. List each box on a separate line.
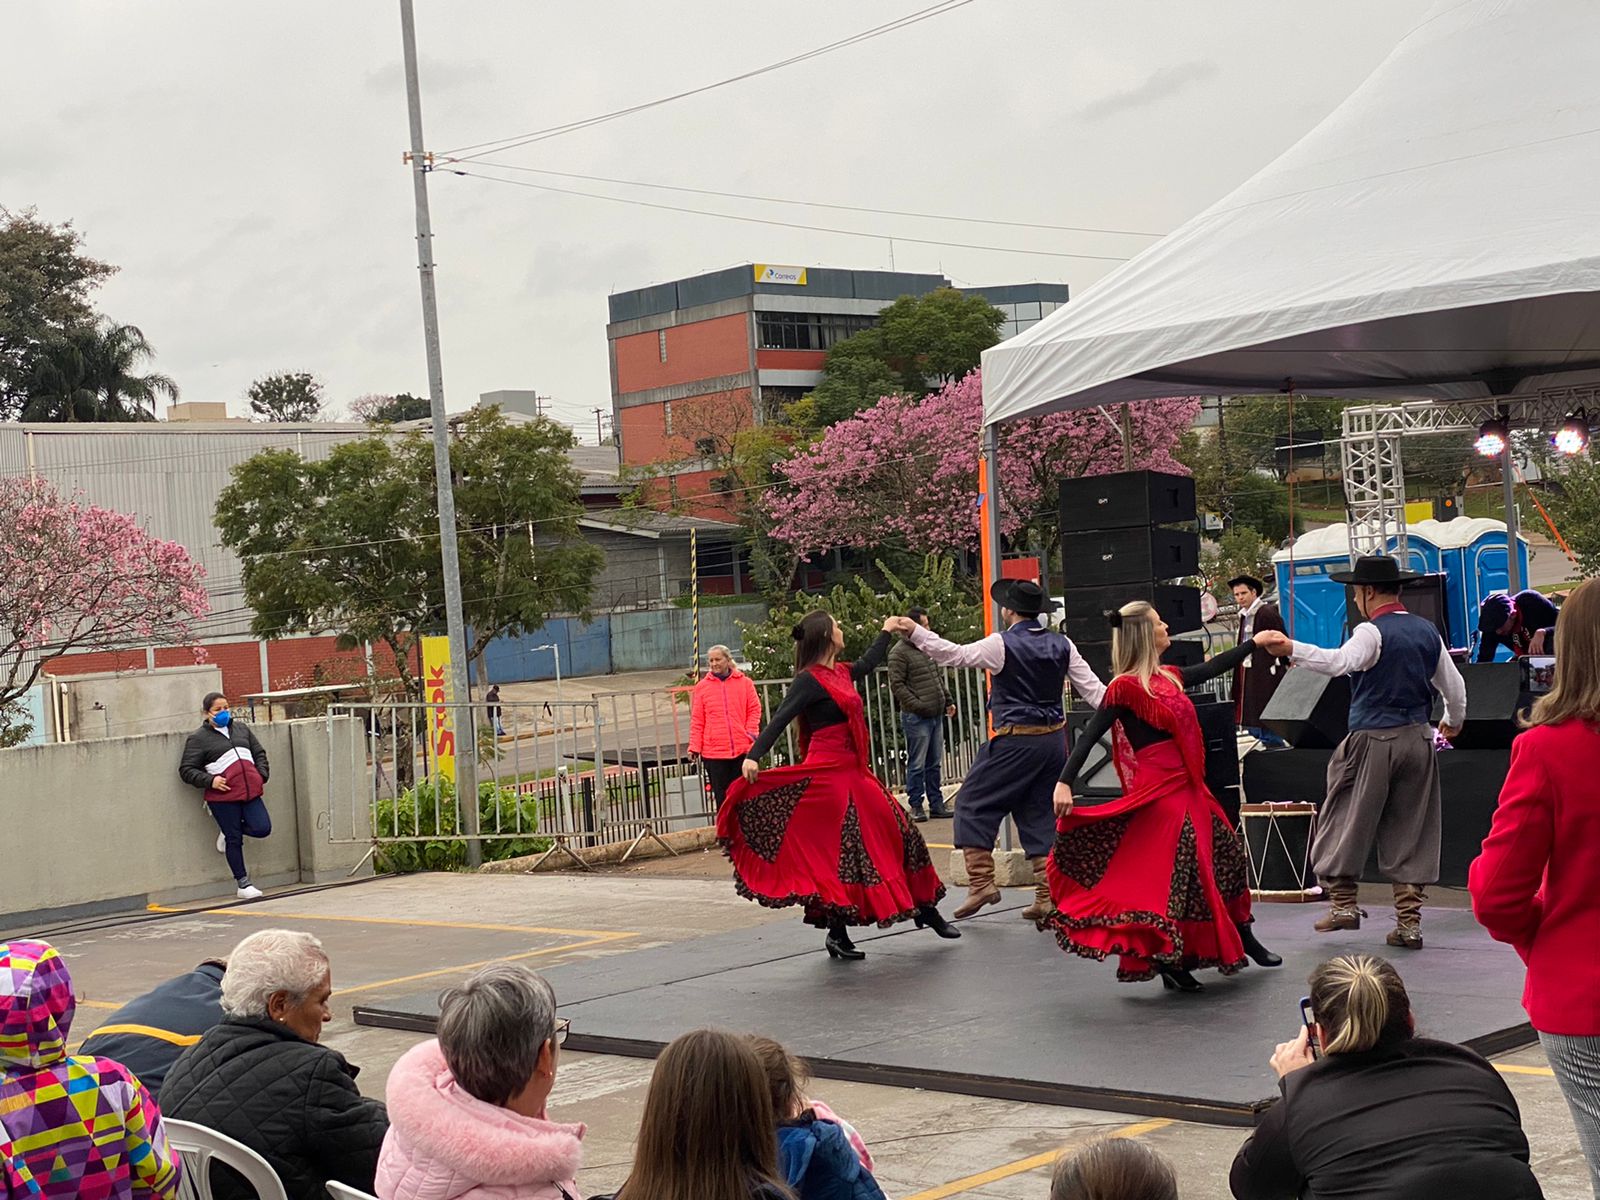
[1230, 955, 1540, 1200]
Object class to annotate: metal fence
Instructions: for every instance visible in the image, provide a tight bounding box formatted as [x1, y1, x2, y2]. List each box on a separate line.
[327, 665, 994, 868]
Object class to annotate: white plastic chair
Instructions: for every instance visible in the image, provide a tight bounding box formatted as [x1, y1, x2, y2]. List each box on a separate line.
[326, 1184, 379, 1200]
[163, 1119, 289, 1200]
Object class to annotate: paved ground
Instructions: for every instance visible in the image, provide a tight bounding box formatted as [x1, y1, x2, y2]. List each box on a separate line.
[32, 849, 1591, 1200]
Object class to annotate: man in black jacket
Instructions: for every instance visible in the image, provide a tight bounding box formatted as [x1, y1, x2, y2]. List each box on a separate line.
[160, 929, 387, 1200]
[888, 609, 955, 822]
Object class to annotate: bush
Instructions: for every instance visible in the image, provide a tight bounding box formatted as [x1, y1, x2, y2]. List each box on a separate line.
[373, 777, 550, 872]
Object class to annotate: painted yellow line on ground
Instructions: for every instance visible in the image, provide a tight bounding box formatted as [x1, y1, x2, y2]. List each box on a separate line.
[902, 1117, 1172, 1200]
[1497, 1063, 1556, 1077]
[146, 904, 624, 940]
[336, 932, 637, 997]
[75, 1000, 122, 1011]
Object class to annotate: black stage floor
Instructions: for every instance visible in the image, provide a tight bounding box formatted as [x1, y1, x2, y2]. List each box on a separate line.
[353, 900, 1531, 1127]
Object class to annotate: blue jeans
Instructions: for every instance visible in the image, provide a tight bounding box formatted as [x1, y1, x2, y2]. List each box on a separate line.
[901, 713, 945, 812]
[1243, 725, 1288, 748]
[208, 797, 272, 885]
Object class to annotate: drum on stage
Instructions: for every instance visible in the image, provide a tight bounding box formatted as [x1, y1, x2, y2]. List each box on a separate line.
[1239, 802, 1318, 902]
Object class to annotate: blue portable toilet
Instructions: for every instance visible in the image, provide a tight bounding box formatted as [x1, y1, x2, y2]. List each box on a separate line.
[1270, 520, 1528, 651]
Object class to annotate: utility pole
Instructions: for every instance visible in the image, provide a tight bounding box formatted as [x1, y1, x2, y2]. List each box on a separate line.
[591, 407, 610, 446]
[1119, 403, 1135, 470]
[399, 0, 480, 866]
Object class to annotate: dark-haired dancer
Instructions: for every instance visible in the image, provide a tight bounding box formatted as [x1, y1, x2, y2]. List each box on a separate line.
[1046, 601, 1282, 992]
[718, 612, 959, 960]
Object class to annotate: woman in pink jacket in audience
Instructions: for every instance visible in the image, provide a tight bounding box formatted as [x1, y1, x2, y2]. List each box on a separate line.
[377, 963, 583, 1200]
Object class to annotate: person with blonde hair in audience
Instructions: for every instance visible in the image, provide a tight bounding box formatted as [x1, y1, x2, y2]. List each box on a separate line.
[1230, 955, 1541, 1200]
[1050, 1138, 1177, 1200]
[1472, 577, 1600, 1198]
[746, 1037, 883, 1200]
[378, 962, 584, 1200]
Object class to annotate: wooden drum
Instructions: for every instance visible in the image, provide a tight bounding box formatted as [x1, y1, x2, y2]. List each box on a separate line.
[1239, 802, 1318, 902]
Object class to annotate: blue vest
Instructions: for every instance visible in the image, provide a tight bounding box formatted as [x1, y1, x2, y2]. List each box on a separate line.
[1348, 611, 1442, 733]
[990, 620, 1075, 727]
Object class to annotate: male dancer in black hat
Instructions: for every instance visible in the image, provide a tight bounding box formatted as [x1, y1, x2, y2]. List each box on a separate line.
[1259, 555, 1466, 948]
[887, 579, 1105, 923]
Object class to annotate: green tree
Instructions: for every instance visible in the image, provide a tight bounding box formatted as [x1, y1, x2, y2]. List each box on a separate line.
[1197, 526, 1277, 601]
[1176, 428, 1297, 543]
[215, 408, 602, 695]
[22, 318, 176, 422]
[1223, 395, 1348, 480]
[1543, 457, 1600, 578]
[247, 371, 325, 422]
[351, 392, 432, 423]
[0, 207, 117, 419]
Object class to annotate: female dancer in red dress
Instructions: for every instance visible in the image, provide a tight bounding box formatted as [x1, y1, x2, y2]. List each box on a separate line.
[1045, 600, 1283, 992]
[719, 610, 960, 960]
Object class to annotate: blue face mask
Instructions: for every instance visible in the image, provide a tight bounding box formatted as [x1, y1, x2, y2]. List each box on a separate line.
[212, 709, 232, 728]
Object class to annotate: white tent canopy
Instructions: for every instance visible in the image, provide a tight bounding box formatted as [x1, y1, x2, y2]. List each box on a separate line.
[981, 0, 1600, 426]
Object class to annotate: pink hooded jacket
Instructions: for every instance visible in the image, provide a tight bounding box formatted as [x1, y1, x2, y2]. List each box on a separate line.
[376, 1040, 584, 1200]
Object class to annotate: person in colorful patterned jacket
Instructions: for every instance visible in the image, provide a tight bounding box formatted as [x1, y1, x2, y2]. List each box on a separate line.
[178, 692, 271, 900]
[0, 941, 181, 1200]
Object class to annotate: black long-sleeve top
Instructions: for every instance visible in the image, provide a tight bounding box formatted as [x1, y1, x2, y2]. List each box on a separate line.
[746, 632, 893, 761]
[1476, 589, 1559, 662]
[1058, 641, 1257, 787]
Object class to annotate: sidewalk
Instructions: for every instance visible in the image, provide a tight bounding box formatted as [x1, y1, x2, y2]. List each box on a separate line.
[495, 668, 684, 709]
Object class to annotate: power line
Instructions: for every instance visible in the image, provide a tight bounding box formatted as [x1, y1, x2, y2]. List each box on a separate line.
[437, 0, 981, 161]
[451, 160, 1167, 239]
[446, 168, 1134, 263]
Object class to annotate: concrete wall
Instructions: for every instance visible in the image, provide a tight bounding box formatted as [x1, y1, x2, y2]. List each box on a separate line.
[52, 665, 223, 741]
[610, 602, 765, 672]
[0, 716, 370, 926]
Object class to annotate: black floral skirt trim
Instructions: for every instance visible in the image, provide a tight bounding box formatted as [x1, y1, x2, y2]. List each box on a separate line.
[1041, 907, 1249, 983]
[718, 837, 945, 929]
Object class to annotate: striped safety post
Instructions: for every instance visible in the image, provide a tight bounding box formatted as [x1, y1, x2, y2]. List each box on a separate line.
[690, 526, 700, 680]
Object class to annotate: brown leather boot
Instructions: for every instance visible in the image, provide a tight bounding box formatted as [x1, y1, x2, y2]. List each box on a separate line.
[954, 848, 1001, 918]
[1313, 876, 1366, 932]
[1386, 883, 1425, 949]
[1020, 856, 1052, 925]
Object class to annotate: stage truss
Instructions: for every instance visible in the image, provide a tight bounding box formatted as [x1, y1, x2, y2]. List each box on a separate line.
[1339, 385, 1598, 560]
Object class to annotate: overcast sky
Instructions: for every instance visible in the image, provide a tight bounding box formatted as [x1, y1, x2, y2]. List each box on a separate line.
[5, 1, 1433, 438]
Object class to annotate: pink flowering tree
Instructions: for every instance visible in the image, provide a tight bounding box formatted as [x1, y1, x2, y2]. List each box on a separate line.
[0, 477, 210, 708]
[766, 370, 1201, 558]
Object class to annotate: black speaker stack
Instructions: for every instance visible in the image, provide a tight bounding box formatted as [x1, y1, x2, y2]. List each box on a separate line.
[1058, 471, 1203, 682]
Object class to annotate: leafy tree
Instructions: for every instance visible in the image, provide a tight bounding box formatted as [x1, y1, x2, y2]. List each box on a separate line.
[806, 288, 1003, 423]
[22, 318, 176, 422]
[1542, 456, 1600, 578]
[247, 371, 325, 422]
[216, 408, 602, 696]
[1221, 395, 1348, 481]
[1197, 527, 1277, 601]
[351, 392, 432, 424]
[0, 207, 116, 419]
[1176, 429, 1296, 543]
[0, 478, 209, 708]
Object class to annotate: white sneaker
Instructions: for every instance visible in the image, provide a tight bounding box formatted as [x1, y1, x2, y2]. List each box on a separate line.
[235, 884, 264, 901]
[216, 832, 227, 853]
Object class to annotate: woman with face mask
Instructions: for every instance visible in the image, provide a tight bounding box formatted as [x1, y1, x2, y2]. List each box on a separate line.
[177, 691, 272, 899]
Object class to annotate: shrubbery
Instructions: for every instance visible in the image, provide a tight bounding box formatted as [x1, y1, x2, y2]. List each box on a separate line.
[373, 777, 549, 872]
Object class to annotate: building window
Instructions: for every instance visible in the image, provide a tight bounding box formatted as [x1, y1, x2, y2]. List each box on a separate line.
[663, 401, 673, 435]
[658, 329, 668, 362]
[756, 311, 877, 351]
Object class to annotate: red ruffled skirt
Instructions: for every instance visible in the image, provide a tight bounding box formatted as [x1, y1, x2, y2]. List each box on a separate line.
[717, 726, 946, 928]
[1044, 740, 1252, 981]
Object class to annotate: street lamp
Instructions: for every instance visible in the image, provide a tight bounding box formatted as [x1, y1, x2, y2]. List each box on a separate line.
[531, 643, 563, 703]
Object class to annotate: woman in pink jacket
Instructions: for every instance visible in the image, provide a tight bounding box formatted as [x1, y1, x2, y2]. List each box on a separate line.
[377, 963, 583, 1200]
[689, 646, 764, 811]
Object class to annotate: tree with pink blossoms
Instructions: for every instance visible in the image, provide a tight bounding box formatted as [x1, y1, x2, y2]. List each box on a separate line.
[0, 477, 210, 712]
[766, 370, 1200, 562]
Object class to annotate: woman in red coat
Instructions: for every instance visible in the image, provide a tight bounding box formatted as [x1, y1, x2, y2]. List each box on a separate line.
[1470, 577, 1600, 1197]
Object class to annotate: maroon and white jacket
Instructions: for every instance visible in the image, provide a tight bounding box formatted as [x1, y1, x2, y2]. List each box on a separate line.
[178, 721, 269, 803]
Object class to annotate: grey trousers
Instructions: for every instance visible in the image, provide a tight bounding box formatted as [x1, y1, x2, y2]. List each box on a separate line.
[1541, 1031, 1600, 1198]
[1312, 724, 1441, 883]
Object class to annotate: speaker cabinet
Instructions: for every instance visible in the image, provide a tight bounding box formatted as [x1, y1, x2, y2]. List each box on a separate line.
[1073, 638, 1207, 692]
[1062, 584, 1203, 644]
[1066, 708, 1122, 799]
[1059, 471, 1197, 532]
[1060, 526, 1200, 587]
[1433, 662, 1524, 749]
[1260, 670, 1351, 749]
[1066, 700, 1240, 823]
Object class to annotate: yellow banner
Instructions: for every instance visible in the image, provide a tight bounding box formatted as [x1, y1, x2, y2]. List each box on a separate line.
[421, 635, 456, 781]
[753, 263, 807, 286]
[1404, 500, 1434, 526]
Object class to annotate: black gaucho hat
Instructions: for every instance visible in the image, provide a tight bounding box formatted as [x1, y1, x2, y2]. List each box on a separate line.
[989, 578, 1060, 617]
[1327, 555, 1422, 586]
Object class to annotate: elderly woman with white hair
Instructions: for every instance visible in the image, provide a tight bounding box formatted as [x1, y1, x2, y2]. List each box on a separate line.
[377, 961, 583, 1200]
[159, 929, 389, 1200]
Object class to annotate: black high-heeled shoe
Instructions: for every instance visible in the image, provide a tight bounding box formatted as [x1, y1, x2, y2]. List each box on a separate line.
[824, 925, 866, 961]
[912, 906, 962, 939]
[1158, 965, 1205, 992]
[1237, 921, 1283, 968]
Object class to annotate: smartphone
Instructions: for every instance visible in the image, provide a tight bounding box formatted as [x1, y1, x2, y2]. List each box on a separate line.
[1299, 996, 1321, 1060]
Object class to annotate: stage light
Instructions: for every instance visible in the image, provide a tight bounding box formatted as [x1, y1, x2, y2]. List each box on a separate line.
[1553, 409, 1590, 455]
[1475, 416, 1510, 458]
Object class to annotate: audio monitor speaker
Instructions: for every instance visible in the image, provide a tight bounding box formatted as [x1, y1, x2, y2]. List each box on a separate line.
[1062, 584, 1203, 644]
[1059, 471, 1197, 533]
[1060, 526, 1200, 587]
[1260, 670, 1351, 749]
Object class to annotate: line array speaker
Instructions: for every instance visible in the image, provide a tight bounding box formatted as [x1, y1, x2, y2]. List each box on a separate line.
[1059, 471, 1197, 533]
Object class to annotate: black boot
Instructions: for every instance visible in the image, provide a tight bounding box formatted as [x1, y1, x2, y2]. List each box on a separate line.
[1238, 920, 1283, 967]
[913, 905, 961, 939]
[824, 922, 866, 961]
[1157, 964, 1205, 992]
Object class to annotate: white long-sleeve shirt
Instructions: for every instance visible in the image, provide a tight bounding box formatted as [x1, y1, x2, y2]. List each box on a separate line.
[909, 623, 1108, 709]
[1287, 622, 1467, 730]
